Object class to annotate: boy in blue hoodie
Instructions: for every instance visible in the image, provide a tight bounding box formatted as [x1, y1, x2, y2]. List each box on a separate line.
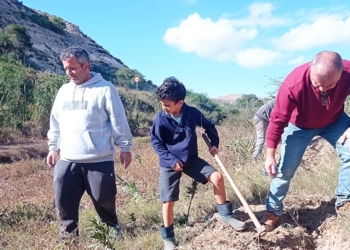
[150, 77, 246, 249]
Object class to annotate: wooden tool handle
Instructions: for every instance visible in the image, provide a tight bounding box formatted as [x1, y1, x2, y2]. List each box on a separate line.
[202, 133, 212, 148]
[201, 133, 264, 232]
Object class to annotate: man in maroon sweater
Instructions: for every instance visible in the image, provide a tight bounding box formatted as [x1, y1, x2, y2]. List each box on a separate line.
[261, 51, 350, 232]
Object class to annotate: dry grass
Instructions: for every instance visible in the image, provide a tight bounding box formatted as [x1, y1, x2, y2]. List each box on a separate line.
[1, 111, 350, 249]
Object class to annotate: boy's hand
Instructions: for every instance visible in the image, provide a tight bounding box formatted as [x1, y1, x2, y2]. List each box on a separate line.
[173, 161, 183, 172]
[209, 146, 218, 156]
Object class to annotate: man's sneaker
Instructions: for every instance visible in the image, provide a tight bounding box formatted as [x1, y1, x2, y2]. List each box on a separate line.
[109, 225, 124, 240]
[163, 238, 176, 250]
[260, 212, 279, 232]
[336, 201, 350, 217]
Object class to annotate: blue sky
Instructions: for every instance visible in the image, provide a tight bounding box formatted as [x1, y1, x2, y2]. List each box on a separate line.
[21, 0, 350, 98]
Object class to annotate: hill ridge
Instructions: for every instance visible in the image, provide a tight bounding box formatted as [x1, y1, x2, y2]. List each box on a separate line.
[0, 0, 125, 76]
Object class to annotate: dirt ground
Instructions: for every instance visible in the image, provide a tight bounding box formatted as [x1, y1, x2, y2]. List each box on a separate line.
[0, 138, 47, 164]
[183, 197, 350, 250]
[181, 137, 350, 250]
[1, 137, 349, 249]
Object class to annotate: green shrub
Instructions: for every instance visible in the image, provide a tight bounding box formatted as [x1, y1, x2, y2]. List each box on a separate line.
[0, 24, 32, 58]
[48, 16, 66, 30]
[29, 13, 65, 34]
[114, 68, 157, 91]
[30, 72, 66, 134]
[0, 54, 28, 128]
[118, 89, 157, 136]
[3, 24, 32, 49]
[186, 91, 238, 124]
[234, 94, 263, 109]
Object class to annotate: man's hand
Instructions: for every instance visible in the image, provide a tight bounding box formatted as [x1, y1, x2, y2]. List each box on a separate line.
[120, 152, 132, 169]
[265, 148, 277, 178]
[209, 146, 218, 156]
[47, 150, 59, 168]
[338, 127, 350, 151]
[173, 161, 183, 172]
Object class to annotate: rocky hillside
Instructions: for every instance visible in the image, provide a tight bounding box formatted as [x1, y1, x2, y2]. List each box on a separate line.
[212, 94, 243, 104]
[0, 0, 125, 76]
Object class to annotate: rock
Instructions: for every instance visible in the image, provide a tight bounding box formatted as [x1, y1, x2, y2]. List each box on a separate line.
[0, 0, 126, 77]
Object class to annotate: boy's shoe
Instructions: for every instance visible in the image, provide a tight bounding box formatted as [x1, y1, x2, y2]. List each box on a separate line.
[217, 201, 246, 231]
[160, 224, 176, 250]
[336, 201, 350, 217]
[219, 216, 246, 231]
[260, 212, 279, 232]
[163, 238, 176, 250]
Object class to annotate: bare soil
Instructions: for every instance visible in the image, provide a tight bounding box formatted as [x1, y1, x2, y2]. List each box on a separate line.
[0, 138, 47, 164]
[1, 137, 349, 249]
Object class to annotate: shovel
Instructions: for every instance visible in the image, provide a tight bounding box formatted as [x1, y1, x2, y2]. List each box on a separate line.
[202, 133, 266, 235]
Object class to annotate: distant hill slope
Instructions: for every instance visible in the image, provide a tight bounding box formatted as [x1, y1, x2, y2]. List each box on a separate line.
[212, 94, 243, 104]
[0, 0, 125, 76]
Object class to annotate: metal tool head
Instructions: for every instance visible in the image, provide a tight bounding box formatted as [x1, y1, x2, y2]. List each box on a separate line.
[256, 225, 267, 237]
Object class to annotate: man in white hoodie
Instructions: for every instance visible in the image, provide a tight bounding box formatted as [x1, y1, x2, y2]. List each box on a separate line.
[46, 47, 133, 239]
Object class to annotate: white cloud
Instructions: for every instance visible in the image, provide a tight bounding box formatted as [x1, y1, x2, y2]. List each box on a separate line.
[235, 47, 281, 68]
[163, 2, 350, 68]
[287, 55, 305, 66]
[273, 15, 350, 51]
[232, 2, 289, 27]
[184, 0, 197, 5]
[163, 13, 257, 61]
[163, 2, 288, 66]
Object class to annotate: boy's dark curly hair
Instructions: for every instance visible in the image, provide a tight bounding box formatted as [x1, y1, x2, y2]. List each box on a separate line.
[156, 76, 186, 103]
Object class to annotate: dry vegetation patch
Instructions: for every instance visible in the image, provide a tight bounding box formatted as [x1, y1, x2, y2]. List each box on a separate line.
[1, 125, 350, 249]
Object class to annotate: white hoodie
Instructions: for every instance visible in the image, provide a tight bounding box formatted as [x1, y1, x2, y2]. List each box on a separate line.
[47, 72, 132, 163]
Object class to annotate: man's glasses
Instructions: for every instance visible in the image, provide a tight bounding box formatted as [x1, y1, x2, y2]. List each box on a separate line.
[321, 92, 329, 106]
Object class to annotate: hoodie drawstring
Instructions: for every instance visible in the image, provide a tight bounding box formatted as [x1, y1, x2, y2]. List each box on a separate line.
[72, 84, 76, 102]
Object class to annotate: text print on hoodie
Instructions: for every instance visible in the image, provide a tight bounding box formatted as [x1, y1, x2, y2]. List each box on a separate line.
[47, 72, 132, 163]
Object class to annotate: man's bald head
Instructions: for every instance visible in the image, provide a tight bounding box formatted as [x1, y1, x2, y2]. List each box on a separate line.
[310, 51, 343, 92]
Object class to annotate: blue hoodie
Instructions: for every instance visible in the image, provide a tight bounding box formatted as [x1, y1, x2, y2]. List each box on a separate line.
[150, 103, 219, 168]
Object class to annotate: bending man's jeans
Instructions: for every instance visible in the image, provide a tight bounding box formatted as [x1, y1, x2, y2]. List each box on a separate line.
[266, 112, 350, 216]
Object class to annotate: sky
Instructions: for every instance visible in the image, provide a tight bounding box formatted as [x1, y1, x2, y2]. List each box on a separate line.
[21, 0, 350, 98]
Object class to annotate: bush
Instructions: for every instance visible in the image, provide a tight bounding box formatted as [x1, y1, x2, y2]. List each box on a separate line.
[0, 24, 32, 58]
[114, 68, 157, 91]
[3, 24, 32, 49]
[30, 72, 67, 134]
[186, 91, 238, 124]
[48, 16, 66, 30]
[0, 54, 29, 128]
[0, 33, 15, 55]
[234, 94, 263, 109]
[118, 88, 158, 136]
[29, 13, 65, 34]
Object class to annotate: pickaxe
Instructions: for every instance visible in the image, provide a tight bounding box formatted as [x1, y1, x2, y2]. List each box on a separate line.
[202, 133, 266, 235]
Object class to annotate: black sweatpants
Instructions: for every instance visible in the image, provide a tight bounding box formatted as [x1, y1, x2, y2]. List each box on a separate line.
[53, 160, 118, 238]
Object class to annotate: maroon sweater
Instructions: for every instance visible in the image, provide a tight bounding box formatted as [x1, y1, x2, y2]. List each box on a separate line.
[266, 59, 350, 148]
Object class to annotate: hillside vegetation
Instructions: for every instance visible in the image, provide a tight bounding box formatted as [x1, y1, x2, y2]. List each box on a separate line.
[0, 23, 254, 142]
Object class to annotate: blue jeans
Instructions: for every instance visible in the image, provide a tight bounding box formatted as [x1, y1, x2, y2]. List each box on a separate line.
[266, 112, 350, 216]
